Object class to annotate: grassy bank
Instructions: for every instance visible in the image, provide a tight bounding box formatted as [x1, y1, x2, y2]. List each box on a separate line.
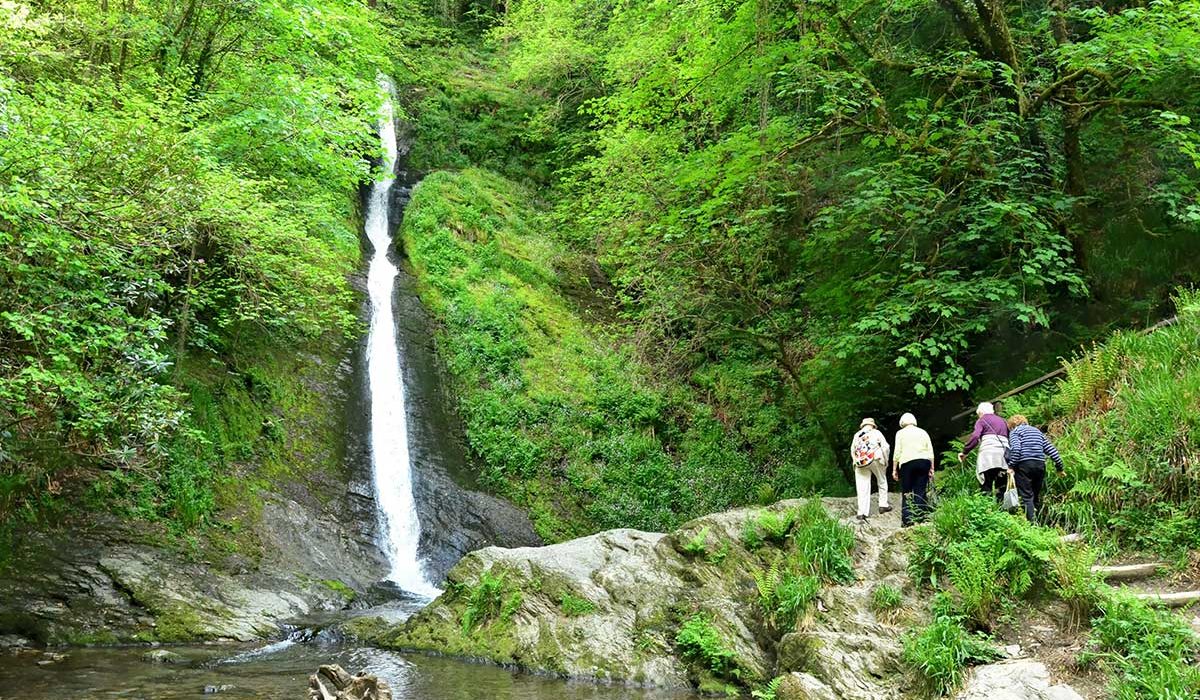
[399, 168, 843, 540]
[903, 493, 1199, 698]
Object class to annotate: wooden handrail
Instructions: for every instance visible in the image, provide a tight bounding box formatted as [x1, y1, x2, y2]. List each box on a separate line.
[950, 316, 1178, 423]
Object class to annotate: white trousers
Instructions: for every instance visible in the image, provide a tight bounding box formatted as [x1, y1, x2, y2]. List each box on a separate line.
[855, 459, 889, 517]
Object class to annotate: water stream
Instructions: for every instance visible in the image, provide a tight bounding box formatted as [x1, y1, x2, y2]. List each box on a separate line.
[364, 78, 438, 598]
[0, 644, 693, 699]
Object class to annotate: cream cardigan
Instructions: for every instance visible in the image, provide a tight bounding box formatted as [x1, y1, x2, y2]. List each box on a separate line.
[893, 425, 935, 466]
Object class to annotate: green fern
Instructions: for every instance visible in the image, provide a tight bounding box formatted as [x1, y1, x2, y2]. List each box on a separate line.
[754, 559, 781, 611]
[756, 509, 796, 542]
[751, 676, 783, 700]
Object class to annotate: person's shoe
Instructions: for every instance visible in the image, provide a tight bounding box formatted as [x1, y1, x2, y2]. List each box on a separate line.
[879, 505, 893, 514]
[856, 515, 868, 522]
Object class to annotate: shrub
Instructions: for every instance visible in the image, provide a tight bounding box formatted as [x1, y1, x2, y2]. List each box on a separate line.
[675, 615, 740, 680]
[757, 509, 797, 543]
[1048, 545, 1102, 628]
[742, 520, 765, 551]
[909, 494, 1058, 629]
[680, 527, 710, 557]
[789, 498, 855, 583]
[754, 560, 820, 631]
[902, 616, 1001, 696]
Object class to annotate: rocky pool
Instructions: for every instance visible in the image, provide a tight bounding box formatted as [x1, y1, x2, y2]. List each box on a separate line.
[0, 641, 697, 699]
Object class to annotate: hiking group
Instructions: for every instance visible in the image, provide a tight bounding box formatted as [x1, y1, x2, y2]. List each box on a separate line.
[850, 402, 1066, 528]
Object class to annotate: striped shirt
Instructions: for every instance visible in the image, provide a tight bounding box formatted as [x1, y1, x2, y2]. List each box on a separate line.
[1006, 424, 1064, 470]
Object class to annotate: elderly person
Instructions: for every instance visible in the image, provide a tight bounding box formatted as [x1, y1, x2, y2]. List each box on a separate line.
[957, 402, 1009, 503]
[1005, 415, 1065, 524]
[892, 412, 935, 527]
[850, 418, 892, 522]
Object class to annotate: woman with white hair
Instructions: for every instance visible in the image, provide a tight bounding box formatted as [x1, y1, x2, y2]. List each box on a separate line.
[892, 412, 935, 527]
[957, 402, 1010, 502]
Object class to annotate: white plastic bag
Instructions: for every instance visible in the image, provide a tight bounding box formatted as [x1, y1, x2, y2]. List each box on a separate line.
[1002, 472, 1021, 512]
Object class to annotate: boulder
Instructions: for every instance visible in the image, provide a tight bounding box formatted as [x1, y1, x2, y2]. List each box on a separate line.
[141, 648, 185, 664]
[35, 651, 66, 666]
[381, 497, 909, 693]
[776, 672, 840, 700]
[308, 664, 392, 700]
[955, 660, 1085, 700]
[0, 635, 32, 649]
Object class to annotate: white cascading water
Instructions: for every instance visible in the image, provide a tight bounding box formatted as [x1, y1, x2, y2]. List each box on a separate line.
[364, 80, 439, 597]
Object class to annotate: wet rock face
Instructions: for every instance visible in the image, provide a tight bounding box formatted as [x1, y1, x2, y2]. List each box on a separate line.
[308, 664, 392, 700]
[0, 488, 385, 645]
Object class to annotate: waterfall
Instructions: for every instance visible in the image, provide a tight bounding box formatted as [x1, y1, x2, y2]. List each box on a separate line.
[364, 79, 439, 597]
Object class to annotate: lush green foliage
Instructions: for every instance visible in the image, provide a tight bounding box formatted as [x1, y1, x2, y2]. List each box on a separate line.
[481, 0, 1200, 468]
[1083, 589, 1200, 699]
[0, 0, 431, 546]
[909, 494, 1060, 628]
[905, 489, 1198, 697]
[1020, 292, 1200, 558]
[902, 615, 1001, 696]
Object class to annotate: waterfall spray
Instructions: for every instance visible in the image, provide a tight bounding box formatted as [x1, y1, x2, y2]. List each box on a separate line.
[364, 78, 439, 597]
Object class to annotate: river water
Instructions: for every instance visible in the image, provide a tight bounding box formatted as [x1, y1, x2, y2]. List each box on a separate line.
[0, 643, 692, 699]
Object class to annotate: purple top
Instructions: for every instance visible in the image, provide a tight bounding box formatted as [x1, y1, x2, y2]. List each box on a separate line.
[963, 414, 1009, 453]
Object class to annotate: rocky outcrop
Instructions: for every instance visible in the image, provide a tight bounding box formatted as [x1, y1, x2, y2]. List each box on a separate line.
[955, 660, 1085, 700]
[773, 508, 912, 699]
[366, 498, 916, 694]
[0, 497, 380, 645]
[309, 664, 392, 700]
[371, 497, 1090, 699]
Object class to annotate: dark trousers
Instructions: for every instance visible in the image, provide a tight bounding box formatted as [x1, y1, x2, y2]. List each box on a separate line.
[899, 459, 932, 527]
[1012, 459, 1046, 524]
[980, 468, 1006, 503]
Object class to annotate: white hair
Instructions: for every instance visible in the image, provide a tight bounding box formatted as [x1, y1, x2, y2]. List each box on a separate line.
[977, 402, 995, 416]
[899, 412, 917, 427]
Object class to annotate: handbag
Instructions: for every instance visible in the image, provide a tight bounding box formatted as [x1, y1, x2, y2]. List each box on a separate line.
[1002, 472, 1021, 512]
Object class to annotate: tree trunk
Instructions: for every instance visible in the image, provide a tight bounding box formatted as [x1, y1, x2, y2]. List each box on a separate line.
[1051, 0, 1085, 197]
